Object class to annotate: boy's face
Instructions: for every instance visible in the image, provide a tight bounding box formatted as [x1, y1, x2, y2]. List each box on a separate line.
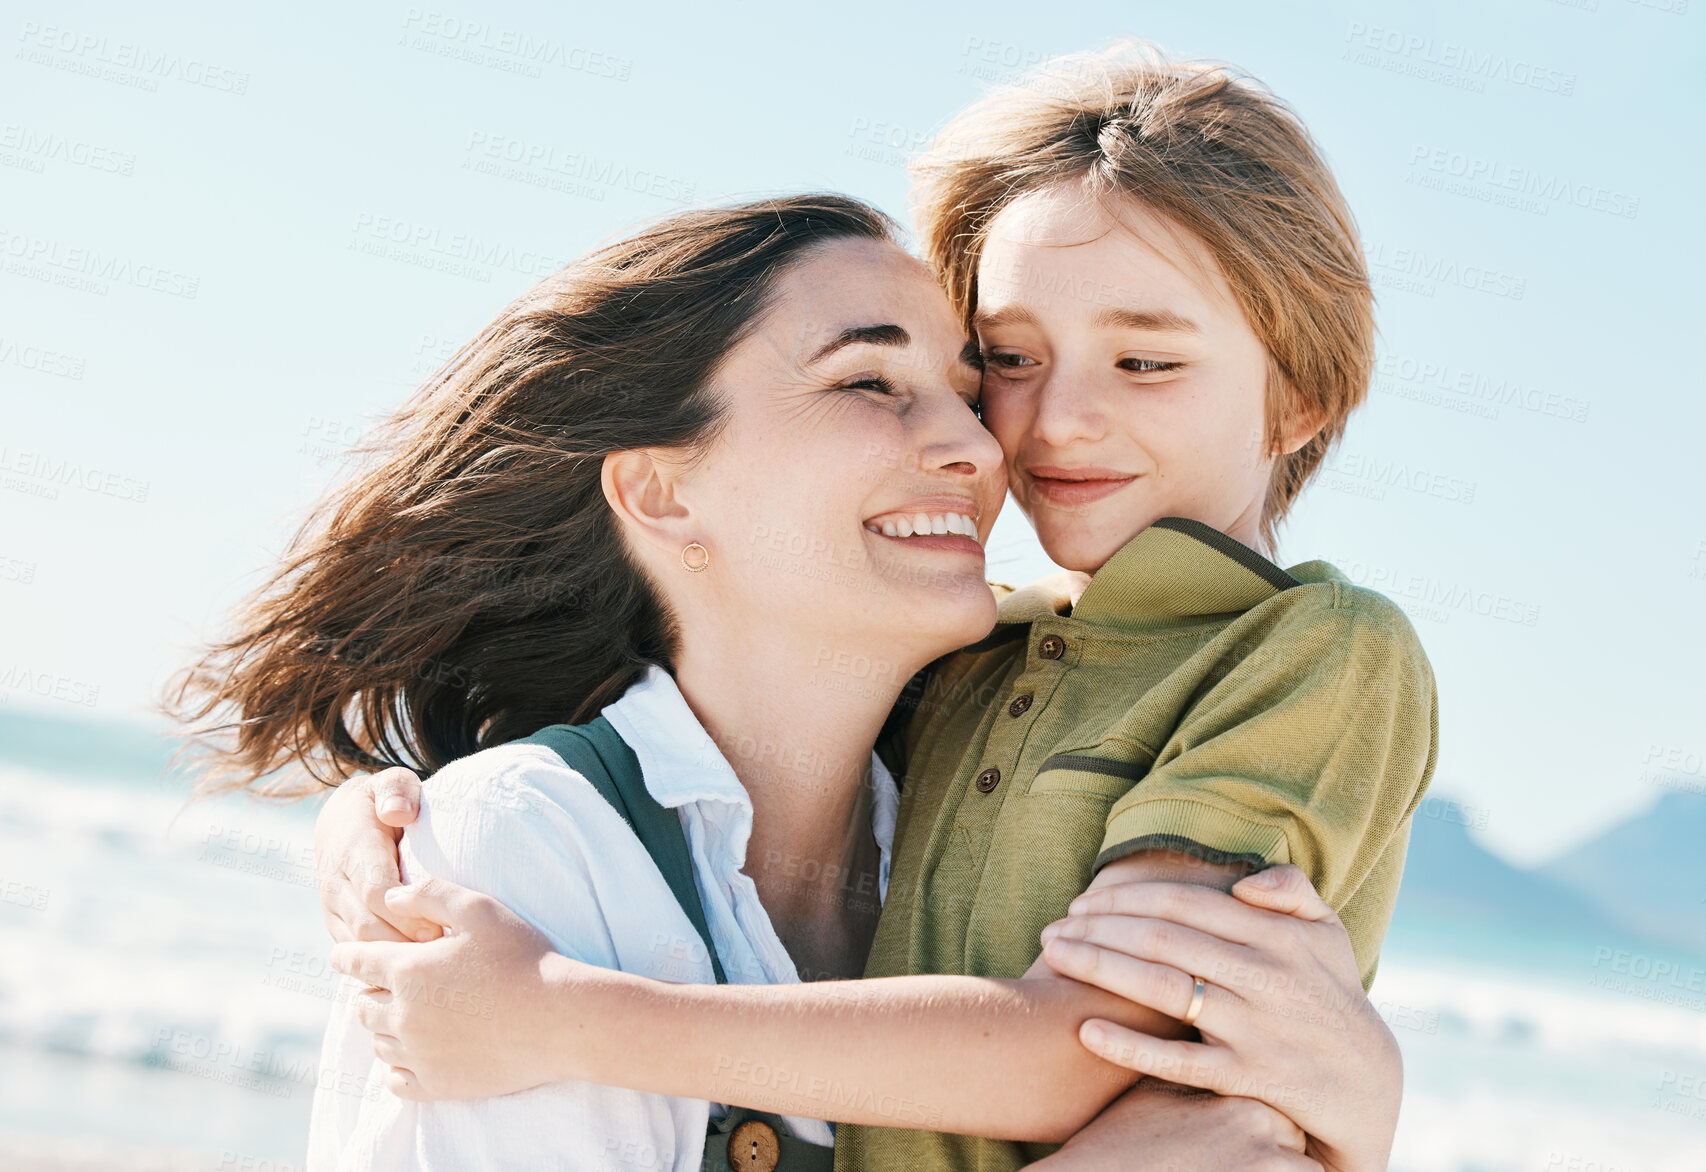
[974, 181, 1300, 572]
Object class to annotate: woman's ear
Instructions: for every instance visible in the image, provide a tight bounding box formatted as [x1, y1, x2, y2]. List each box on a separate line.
[601, 449, 695, 560]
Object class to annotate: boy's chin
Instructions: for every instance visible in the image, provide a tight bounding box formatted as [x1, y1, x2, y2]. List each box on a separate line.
[1036, 525, 1138, 575]
[1034, 508, 1159, 576]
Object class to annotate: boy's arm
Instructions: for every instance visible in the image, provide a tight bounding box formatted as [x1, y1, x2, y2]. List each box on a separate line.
[339, 877, 1193, 1141]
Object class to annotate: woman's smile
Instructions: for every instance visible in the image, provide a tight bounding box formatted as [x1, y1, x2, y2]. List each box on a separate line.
[862, 497, 984, 556]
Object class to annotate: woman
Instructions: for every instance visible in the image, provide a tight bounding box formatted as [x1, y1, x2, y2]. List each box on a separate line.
[177, 195, 1386, 1169]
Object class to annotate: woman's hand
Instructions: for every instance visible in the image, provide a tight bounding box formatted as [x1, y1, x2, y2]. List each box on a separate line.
[1028, 1079, 1321, 1172]
[330, 877, 589, 1100]
[314, 767, 432, 943]
[1038, 864, 1401, 1172]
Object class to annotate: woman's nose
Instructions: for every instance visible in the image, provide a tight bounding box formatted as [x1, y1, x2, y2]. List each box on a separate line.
[928, 412, 1004, 479]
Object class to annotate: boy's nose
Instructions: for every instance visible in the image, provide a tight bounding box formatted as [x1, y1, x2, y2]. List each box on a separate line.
[1031, 377, 1110, 447]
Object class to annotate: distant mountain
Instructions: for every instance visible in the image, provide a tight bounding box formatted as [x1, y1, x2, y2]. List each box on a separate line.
[1537, 789, 1706, 958]
[1391, 806, 1627, 942]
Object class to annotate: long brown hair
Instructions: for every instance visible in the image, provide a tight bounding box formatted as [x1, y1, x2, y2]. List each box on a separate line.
[169, 195, 899, 797]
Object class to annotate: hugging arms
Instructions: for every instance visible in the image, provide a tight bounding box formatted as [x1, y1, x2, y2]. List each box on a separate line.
[318, 768, 1400, 1170]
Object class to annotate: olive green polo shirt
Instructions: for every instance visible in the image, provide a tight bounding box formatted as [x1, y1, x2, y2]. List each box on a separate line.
[836, 517, 1438, 1171]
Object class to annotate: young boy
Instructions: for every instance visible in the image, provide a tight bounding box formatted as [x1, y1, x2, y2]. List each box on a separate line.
[318, 41, 1435, 1171]
[838, 41, 1437, 1169]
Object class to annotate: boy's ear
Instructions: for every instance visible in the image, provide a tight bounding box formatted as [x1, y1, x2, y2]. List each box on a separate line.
[1274, 405, 1329, 457]
[601, 449, 694, 557]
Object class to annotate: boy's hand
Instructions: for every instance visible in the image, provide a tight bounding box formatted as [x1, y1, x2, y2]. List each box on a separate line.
[330, 878, 587, 1100]
[315, 767, 436, 944]
[1027, 1079, 1320, 1172]
[1039, 864, 1400, 1172]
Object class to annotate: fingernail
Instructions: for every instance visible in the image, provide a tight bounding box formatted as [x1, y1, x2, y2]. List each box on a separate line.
[1245, 867, 1282, 888]
[416, 929, 438, 942]
[383, 885, 415, 903]
[1045, 937, 1084, 959]
[380, 796, 413, 816]
[1040, 922, 1061, 944]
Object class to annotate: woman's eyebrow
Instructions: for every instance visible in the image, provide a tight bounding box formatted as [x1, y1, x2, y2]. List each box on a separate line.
[806, 323, 910, 363]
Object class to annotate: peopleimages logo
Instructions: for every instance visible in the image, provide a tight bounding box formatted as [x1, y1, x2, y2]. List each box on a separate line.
[1329, 558, 1541, 628]
[1408, 145, 1640, 220]
[0, 446, 149, 503]
[1342, 23, 1577, 96]
[0, 229, 200, 298]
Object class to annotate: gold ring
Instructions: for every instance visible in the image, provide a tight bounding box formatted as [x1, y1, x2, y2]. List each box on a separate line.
[1181, 976, 1207, 1027]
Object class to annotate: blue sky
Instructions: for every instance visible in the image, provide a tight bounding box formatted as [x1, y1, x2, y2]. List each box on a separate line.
[2, 0, 1701, 865]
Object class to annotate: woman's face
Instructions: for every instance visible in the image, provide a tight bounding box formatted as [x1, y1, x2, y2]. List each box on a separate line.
[680, 236, 1005, 675]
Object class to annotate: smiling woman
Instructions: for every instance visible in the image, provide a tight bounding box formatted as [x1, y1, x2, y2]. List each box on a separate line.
[166, 194, 1034, 1168]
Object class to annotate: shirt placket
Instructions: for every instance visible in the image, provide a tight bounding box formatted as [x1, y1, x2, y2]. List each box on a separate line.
[948, 621, 1080, 864]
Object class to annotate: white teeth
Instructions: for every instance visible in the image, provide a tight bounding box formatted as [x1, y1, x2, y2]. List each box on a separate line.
[866, 510, 980, 542]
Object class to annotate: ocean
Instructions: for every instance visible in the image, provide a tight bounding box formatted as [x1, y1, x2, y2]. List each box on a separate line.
[2, 717, 1702, 1170]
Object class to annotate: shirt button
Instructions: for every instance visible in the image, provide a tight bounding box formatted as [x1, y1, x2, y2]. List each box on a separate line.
[1038, 634, 1065, 660]
[730, 1120, 781, 1172]
[1008, 693, 1033, 718]
[975, 767, 1001, 793]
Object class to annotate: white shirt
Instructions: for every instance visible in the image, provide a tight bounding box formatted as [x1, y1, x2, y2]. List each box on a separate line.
[307, 666, 899, 1171]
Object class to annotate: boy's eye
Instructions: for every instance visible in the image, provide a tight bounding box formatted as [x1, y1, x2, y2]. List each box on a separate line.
[986, 352, 1037, 369]
[1119, 357, 1182, 374]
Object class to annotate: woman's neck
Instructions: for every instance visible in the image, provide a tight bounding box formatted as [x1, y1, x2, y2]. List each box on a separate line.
[670, 628, 921, 976]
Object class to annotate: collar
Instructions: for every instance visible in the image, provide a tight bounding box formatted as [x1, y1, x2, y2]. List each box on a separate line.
[998, 517, 1301, 632]
[601, 665, 754, 811]
[600, 665, 899, 821]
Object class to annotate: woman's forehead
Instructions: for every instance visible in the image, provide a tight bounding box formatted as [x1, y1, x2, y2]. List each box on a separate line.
[757, 243, 959, 355]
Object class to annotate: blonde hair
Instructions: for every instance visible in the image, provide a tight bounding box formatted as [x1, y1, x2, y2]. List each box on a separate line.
[911, 40, 1374, 552]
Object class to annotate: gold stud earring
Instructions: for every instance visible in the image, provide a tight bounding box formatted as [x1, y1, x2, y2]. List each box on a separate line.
[681, 542, 710, 573]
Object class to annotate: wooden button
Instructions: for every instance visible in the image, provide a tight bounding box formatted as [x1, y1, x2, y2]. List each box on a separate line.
[730, 1119, 781, 1172]
[1038, 635, 1065, 660]
[976, 767, 1001, 793]
[1008, 693, 1033, 717]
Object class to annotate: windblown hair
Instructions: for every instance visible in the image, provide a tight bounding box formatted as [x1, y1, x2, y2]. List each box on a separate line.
[910, 39, 1375, 552]
[168, 195, 899, 796]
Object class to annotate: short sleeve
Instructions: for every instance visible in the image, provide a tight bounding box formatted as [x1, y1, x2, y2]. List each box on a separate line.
[1095, 596, 1439, 975]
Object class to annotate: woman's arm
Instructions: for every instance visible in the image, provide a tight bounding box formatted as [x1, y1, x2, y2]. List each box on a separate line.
[1027, 1080, 1321, 1172]
[1039, 862, 1402, 1172]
